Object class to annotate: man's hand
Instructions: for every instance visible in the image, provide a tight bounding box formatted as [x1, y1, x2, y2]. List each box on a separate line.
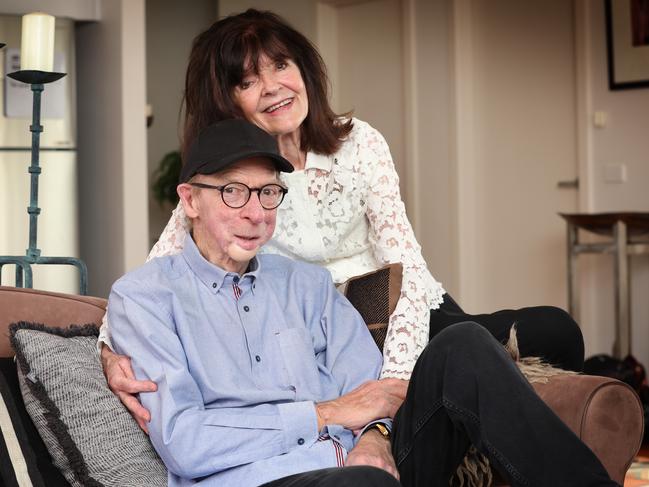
[316, 379, 408, 431]
[346, 429, 399, 480]
[100, 344, 157, 433]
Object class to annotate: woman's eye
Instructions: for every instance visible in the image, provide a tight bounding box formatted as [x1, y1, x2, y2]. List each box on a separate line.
[239, 79, 254, 90]
[276, 61, 288, 70]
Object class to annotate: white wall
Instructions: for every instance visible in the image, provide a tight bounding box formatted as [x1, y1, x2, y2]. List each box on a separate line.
[453, 0, 579, 312]
[577, 0, 649, 364]
[0, 0, 101, 20]
[77, 0, 148, 297]
[146, 0, 217, 246]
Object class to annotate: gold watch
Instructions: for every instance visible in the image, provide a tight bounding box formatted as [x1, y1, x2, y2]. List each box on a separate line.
[366, 422, 390, 439]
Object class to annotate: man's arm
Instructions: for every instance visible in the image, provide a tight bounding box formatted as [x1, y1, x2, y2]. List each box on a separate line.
[346, 429, 399, 479]
[302, 269, 408, 431]
[315, 378, 406, 431]
[302, 268, 405, 478]
[108, 277, 320, 480]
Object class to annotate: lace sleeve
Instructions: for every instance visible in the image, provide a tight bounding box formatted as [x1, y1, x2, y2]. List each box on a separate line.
[361, 129, 444, 379]
[147, 203, 191, 262]
[97, 203, 191, 352]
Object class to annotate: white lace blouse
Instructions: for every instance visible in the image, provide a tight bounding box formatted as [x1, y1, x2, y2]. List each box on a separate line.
[100, 118, 445, 379]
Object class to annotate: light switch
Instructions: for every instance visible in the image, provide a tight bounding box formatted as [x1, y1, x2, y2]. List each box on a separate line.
[604, 163, 626, 183]
[593, 111, 608, 128]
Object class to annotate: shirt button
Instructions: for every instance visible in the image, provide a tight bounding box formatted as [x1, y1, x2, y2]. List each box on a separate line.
[243, 305, 250, 312]
[255, 355, 261, 362]
[212, 283, 217, 288]
[233, 276, 240, 283]
[297, 438, 305, 445]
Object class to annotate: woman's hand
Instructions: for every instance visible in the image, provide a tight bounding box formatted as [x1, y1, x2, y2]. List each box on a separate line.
[100, 344, 157, 433]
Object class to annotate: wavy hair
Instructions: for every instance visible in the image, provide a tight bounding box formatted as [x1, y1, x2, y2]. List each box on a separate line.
[182, 9, 353, 159]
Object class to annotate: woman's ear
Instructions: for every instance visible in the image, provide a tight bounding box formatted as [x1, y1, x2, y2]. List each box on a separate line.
[177, 183, 200, 219]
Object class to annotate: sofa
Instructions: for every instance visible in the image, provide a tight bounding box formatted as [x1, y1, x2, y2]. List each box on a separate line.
[0, 284, 644, 486]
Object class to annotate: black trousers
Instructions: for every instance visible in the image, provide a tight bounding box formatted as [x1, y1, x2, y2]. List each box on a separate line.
[430, 293, 585, 371]
[263, 323, 616, 487]
[261, 466, 400, 487]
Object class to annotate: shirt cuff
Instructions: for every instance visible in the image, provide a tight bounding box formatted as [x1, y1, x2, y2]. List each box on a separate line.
[277, 401, 319, 451]
[96, 324, 113, 354]
[354, 418, 393, 446]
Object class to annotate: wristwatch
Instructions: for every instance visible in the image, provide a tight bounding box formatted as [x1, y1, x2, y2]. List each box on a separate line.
[365, 422, 390, 440]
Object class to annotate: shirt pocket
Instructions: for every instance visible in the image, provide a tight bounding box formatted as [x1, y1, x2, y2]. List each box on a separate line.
[275, 327, 322, 400]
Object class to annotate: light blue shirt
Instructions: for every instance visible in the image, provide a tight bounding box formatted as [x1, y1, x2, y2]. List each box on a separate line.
[108, 235, 384, 486]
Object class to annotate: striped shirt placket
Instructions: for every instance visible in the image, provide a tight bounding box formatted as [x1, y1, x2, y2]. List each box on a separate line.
[232, 283, 242, 300]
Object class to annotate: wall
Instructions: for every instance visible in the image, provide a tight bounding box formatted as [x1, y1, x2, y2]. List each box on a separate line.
[77, 0, 148, 297]
[219, 0, 318, 36]
[577, 0, 649, 363]
[452, 0, 579, 313]
[0, 0, 101, 20]
[146, 0, 217, 246]
[406, 0, 457, 294]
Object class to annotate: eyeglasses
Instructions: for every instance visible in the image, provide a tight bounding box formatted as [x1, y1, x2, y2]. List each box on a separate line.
[189, 182, 288, 210]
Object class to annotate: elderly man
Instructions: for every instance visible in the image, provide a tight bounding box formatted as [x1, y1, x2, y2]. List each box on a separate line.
[108, 120, 618, 487]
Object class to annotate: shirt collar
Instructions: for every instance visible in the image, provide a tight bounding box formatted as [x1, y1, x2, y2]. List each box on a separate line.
[182, 233, 260, 293]
[304, 151, 333, 172]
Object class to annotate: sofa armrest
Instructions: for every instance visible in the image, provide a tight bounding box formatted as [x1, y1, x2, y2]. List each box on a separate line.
[0, 286, 107, 358]
[532, 374, 644, 485]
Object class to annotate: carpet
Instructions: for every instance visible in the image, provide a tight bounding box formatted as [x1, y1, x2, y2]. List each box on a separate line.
[625, 455, 649, 487]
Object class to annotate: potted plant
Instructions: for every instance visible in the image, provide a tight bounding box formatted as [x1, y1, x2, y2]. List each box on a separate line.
[151, 150, 182, 206]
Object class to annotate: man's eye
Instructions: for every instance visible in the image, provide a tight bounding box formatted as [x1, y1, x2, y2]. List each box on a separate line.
[261, 187, 277, 196]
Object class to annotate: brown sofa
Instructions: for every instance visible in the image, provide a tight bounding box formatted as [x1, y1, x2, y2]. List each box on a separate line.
[0, 285, 644, 485]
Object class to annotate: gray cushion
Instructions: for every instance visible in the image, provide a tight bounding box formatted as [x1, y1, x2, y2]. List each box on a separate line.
[10, 322, 167, 487]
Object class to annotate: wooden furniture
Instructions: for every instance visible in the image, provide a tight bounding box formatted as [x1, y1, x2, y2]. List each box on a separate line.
[560, 212, 649, 358]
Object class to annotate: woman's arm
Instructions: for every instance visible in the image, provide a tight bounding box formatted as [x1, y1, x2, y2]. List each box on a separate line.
[98, 202, 190, 428]
[146, 202, 191, 262]
[361, 126, 445, 379]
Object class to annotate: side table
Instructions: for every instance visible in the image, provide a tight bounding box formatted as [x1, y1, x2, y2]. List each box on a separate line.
[560, 212, 649, 358]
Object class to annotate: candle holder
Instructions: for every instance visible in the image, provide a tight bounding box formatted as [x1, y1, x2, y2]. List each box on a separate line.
[0, 68, 88, 294]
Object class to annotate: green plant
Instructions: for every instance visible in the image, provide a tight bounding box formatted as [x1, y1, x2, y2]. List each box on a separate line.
[152, 150, 182, 206]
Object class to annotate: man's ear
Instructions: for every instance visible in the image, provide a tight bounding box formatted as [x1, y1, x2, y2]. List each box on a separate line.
[177, 183, 200, 219]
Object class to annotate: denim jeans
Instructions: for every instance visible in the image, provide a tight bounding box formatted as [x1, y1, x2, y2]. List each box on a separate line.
[430, 293, 585, 372]
[393, 322, 618, 487]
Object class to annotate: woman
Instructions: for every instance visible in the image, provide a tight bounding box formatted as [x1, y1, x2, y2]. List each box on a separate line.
[100, 8, 583, 427]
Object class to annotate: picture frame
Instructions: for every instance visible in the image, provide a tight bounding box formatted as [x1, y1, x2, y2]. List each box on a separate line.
[605, 0, 649, 90]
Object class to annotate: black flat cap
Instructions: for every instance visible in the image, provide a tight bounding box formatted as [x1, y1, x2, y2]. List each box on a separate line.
[179, 119, 294, 182]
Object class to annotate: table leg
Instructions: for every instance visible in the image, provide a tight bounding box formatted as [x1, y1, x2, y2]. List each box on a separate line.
[567, 222, 579, 322]
[613, 221, 631, 359]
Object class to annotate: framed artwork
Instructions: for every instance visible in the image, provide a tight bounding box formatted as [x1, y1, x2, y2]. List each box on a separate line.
[605, 0, 649, 90]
